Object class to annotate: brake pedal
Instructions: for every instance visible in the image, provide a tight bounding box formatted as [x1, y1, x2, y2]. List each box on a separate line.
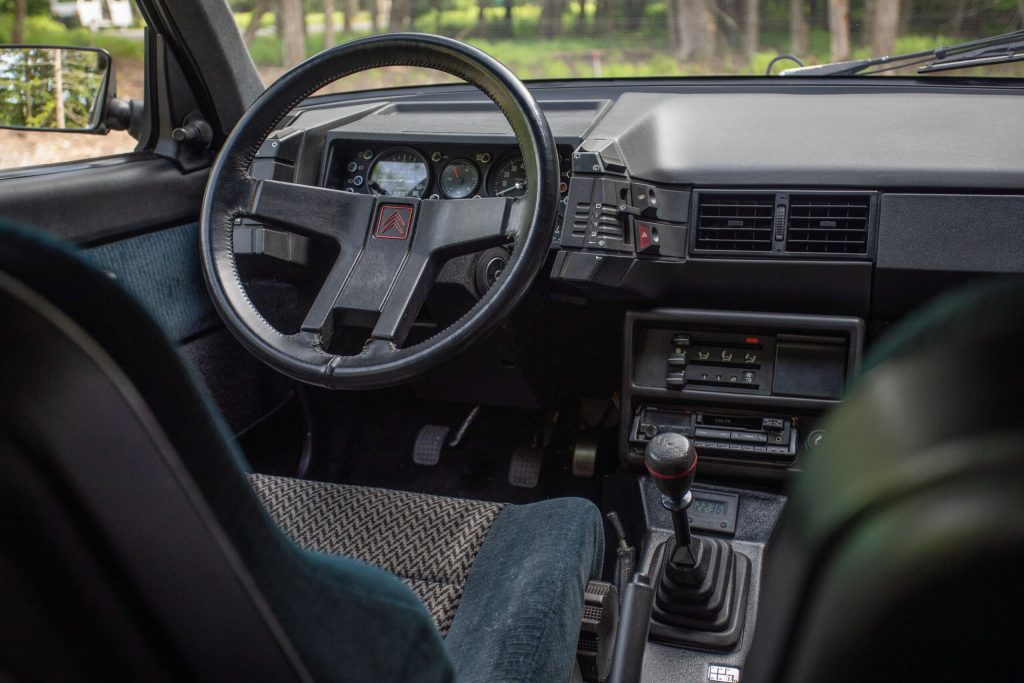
[508, 446, 542, 488]
[413, 424, 449, 466]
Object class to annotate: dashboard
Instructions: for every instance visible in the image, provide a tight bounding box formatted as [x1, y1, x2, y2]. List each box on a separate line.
[247, 79, 1024, 477]
[322, 139, 574, 200]
[248, 78, 1024, 323]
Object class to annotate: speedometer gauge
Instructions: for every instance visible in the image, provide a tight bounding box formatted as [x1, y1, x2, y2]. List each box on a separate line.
[439, 159, 480, 198]
[368, 148, 430, 198]
[486, 154, 527, 198]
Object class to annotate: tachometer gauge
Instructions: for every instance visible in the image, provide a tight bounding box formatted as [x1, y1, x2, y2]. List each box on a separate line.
[368, 148, 430, 198]
[439, 159, 480, 199]
[486, 154, 528, 198]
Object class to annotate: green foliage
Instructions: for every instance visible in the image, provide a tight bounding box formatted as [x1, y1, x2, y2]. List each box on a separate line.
[0, 14, 143, 61]
[0, 47, 107, 129]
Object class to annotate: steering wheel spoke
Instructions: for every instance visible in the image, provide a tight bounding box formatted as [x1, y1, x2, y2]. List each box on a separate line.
[415, 196, 515, 256]
[368, 252, 435, 347]
[246, 178, 376, 243]
[300, 247, 362, 335]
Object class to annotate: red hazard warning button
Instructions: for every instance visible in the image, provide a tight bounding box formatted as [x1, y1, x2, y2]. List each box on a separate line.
[635, 221, 657, 253]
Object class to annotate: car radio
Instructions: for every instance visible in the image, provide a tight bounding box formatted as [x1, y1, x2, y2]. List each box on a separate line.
[629, 406, 797, 463]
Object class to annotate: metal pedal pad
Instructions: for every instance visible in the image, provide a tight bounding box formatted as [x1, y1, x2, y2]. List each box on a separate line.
[413, 424, 449, 466]
[508, 446, 542, 488]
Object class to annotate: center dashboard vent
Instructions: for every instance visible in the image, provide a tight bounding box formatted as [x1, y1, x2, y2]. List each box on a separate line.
[695, 194, 774, 252]
[786, 194, 870, 254]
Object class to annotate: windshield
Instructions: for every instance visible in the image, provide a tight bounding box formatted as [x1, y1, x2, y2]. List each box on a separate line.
[233, 0, 1024, 88]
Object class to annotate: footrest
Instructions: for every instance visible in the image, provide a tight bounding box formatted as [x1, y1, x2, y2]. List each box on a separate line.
[508, 447, 542, 488]
[413, 424, 450, 466]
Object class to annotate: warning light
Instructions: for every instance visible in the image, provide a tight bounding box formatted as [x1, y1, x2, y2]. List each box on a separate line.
[745, 337, 760, 345]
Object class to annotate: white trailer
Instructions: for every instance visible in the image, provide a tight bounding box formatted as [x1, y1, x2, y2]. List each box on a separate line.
[50, 0, 134, 29]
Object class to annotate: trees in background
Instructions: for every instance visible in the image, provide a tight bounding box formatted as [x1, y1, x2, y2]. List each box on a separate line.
[790, 0, 808, 54]
[243, 0, 270, 46]
[743, 0, 760, 58]
[324, 0, 336, 43]
[0, 48, 107, 129]
[871, 0, 900, 55]
[214, 0, 1024, 70]
[674, 0, 716, 60]
[13, 0, 26, 44]
[280, 0, 306, 65]
[828, 0, 850, 60]
[539, 0, 567, 38]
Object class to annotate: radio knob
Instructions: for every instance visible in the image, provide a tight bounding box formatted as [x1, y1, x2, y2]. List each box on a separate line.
[643, 423, 659, 438]
[666, 372, 686, 389]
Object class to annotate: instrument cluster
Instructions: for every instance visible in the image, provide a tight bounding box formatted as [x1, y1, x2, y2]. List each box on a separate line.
[323, 140, 573, 201]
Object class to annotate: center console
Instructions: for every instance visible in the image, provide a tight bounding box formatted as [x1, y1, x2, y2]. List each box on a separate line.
[622, 309, 864, 479]
[607, 307, 863, 682]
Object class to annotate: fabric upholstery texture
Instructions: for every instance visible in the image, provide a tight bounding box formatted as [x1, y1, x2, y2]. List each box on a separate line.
[250, 473, 505, 634]
[250, 474, 607, 683]
[85, 222, 218, 343]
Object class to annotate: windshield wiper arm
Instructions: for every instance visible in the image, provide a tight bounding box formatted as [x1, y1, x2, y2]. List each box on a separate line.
[917, 39, 1024, 74]
[779, 29, 1024, 77]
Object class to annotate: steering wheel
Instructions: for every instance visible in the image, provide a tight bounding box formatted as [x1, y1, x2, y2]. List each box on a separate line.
[201, 34, 560, 390]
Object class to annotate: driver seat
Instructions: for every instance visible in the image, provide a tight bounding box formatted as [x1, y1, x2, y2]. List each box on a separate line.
[0, 221, 603, 682]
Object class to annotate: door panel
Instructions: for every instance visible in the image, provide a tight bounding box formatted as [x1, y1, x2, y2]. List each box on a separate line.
[0, 156, 206, 244]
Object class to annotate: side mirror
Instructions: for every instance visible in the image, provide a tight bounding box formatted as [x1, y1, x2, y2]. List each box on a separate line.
[0, 45, 117, 134]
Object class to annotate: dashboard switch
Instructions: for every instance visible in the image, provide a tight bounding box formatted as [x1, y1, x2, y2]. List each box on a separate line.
[636, 221, 656, 253]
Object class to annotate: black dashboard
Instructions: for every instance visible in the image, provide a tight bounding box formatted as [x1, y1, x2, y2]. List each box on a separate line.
[257, 80, 1024, 320]
[246, 77, 1024, 478]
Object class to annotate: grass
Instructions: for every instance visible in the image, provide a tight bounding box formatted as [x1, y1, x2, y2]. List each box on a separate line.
[0, 14, 144, 60]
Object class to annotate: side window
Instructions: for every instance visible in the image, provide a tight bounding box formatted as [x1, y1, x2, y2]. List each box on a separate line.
[0, 0, 145, 171]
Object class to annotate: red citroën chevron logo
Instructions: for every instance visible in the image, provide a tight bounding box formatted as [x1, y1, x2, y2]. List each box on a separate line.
[375, 204, 413, 240]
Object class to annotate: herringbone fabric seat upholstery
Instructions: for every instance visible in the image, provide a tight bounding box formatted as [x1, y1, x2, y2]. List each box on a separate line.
[250, 473, 505, 634]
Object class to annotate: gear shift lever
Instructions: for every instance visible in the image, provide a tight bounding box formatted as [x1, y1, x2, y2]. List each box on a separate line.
[644, 432, 698, 559]
[643, 431, 750, 650]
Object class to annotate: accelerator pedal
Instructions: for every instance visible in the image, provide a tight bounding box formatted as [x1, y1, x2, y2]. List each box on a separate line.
[413, 424, 450, 466]
[508, 446, 543, 488]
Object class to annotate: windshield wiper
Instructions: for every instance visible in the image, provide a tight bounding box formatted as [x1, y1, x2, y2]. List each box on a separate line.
[779, 29, 1024, 77]
[917, 39, 1024, 73]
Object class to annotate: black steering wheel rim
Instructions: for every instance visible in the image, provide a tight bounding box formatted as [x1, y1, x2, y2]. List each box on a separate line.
[200, 34, 560, 390]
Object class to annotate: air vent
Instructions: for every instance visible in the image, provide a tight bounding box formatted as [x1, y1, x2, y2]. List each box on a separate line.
[696, 194, 774, 251]
[786, 195, 870, 254]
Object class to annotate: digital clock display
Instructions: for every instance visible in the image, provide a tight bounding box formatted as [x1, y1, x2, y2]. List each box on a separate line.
[692, 498, 727, 516]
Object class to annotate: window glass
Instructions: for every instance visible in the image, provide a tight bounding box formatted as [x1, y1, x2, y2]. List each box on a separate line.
[1, 0, 145, 170]
[233, 0, 1024, 90]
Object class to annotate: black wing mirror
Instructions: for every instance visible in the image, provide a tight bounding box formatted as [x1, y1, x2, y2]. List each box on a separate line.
[0, 45, 135, 134]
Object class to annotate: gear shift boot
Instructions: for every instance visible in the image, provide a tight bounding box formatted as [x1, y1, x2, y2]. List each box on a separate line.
[644, 433, 750, 650]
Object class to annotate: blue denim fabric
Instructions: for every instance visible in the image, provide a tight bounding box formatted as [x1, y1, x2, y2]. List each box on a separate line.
[446, 498, 604, 683]
[85, 222, 218, 342]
